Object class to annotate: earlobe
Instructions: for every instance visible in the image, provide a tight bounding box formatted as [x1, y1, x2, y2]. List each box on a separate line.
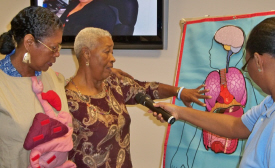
[84, 51, 90, 67]
[254, 52, 263, 71]
[82, 47, 90, 60]
[27, 39, 32, 45]
[24, 34, 34, 50]
[22, 34, 34, 64]
[258, 69, 262, 72]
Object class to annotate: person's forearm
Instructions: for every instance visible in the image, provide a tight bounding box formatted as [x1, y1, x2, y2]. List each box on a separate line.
[176, 107, 250, 139]
[157, 83, 178, 99]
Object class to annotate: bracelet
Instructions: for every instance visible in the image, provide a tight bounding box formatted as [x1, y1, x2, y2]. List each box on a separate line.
[177, 86, 185, 100]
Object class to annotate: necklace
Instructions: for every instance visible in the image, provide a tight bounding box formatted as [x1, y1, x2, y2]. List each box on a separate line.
[70, 79, 112, 115]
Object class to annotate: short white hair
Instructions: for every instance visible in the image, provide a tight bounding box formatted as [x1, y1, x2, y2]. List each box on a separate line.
[74, 27, 111, 57]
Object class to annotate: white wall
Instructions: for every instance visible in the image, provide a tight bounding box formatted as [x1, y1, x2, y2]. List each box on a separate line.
[0, 0, 274, 168]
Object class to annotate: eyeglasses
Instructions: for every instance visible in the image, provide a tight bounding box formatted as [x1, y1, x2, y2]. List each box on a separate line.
[37, 39, 61, 53]
[241, 56, 253, 72]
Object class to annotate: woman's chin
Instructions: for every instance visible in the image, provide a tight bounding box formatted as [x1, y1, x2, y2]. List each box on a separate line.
[103, 72, 112, 79]
[39, 66, 50, 72]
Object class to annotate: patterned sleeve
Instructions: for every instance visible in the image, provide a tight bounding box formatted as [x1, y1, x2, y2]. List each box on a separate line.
[108, 75, 160, 105]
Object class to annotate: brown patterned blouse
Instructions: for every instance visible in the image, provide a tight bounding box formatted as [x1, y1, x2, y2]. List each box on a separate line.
[66, 74, 159, 168]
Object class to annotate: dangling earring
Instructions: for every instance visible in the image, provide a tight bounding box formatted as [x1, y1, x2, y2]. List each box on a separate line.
[86, 61, 89, 66]
[258, 68, 262, 72]
[22, 52, 31, 64]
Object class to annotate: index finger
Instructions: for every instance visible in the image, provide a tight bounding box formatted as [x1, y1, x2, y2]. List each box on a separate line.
[196, 84, 206, 90]
[196, 94, 212, 99]
[198, 89, 210, 94]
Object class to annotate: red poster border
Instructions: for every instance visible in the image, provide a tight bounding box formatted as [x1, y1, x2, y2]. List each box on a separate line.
[163, 10, 275, 168]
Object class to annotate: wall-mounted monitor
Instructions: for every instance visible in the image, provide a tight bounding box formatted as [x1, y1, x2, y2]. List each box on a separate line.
[30, 0, 163, 49]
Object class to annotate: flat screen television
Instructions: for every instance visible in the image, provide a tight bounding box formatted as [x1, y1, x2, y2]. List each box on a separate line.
[30, 0, 163, 49]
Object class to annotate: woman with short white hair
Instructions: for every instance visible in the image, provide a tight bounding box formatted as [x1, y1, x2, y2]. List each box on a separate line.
[65, 27, 210, 168]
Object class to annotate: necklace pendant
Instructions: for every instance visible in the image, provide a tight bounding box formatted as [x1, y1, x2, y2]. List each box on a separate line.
[86, 103, 91, 107]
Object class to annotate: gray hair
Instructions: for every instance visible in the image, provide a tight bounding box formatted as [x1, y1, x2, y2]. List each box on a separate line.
[74, 27, 111, 57]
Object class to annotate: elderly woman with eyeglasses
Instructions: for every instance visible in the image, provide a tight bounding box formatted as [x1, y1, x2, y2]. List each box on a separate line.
[0, 6, 134, 168]
[152, 17, 275, 168]
[0, 6, 73, 168]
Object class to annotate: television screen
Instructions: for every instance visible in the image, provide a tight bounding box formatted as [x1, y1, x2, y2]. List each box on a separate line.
[30, 0, 163, 49]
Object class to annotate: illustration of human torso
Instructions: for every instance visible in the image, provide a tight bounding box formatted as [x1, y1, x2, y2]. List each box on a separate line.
[204, 67, 246, 153]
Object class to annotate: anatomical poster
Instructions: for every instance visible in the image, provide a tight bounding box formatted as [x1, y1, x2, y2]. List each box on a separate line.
[164, 11, 275, 168]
